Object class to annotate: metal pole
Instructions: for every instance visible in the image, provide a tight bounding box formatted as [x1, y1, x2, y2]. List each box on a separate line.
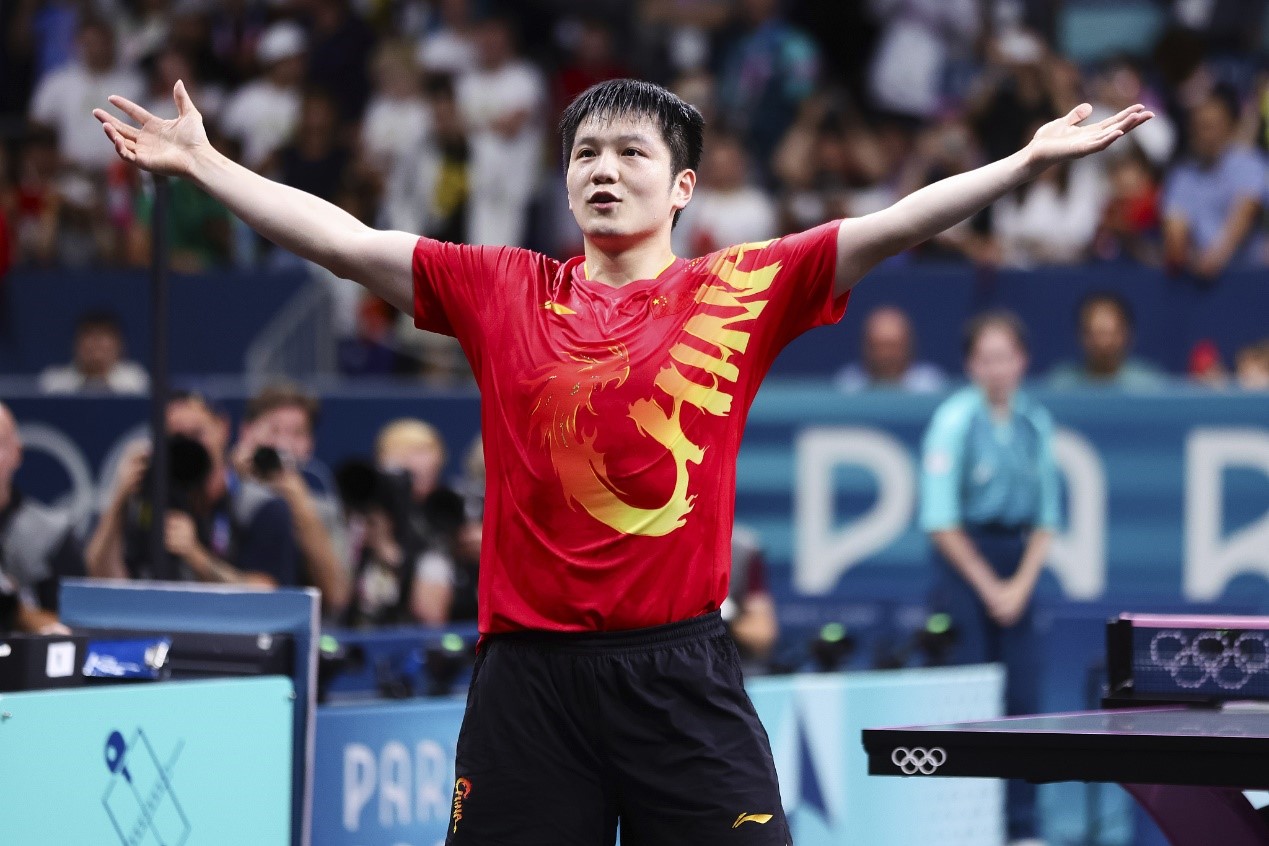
[148, 175, 172, 579]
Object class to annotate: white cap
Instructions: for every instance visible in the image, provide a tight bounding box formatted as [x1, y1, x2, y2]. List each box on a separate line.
[256, 21, 307, 66]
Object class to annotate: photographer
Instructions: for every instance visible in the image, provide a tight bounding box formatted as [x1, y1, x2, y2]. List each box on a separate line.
[232, 384, 350, 617]
[86, 392, 298, 586]
[338, 419, 471, 627]
[376, 419, 470, 626]
[0, 402, 80, 634]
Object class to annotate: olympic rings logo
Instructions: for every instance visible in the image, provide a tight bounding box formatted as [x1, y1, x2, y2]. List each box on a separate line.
[1148, 630, 1269, 690]
[890, 746, 947, 775]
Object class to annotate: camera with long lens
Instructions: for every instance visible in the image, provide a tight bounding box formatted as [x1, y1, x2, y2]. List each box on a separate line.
[250, 445, 296, 480]
[335, 459, 414, 533]
[129, 434, 213, 528]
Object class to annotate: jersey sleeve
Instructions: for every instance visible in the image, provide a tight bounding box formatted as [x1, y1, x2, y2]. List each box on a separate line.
[412, 237, 546, 350]
[919, 398, 970, 532]
[758, 220, 847, 344]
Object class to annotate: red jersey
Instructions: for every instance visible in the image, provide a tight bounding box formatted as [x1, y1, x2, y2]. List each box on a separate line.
[412, 222, 846, 633]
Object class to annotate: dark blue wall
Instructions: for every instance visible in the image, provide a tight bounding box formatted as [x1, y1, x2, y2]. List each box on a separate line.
[0, 267, 307, 374]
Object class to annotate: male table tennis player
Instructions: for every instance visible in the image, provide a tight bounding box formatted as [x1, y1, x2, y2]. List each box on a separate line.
[96, 78, 1149, 845]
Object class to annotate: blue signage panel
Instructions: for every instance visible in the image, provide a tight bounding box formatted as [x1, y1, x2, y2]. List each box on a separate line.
[0, 677, 293, 846]
[313, 699, 465, 846]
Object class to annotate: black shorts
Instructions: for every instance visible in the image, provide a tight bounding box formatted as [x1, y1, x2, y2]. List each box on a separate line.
[445, 611, 790, 846]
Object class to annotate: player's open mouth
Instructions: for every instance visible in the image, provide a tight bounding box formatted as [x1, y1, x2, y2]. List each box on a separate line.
[588, 192, 620, 209]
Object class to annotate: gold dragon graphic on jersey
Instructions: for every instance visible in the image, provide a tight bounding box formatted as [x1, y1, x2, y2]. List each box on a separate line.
[529, 241, 781, 536]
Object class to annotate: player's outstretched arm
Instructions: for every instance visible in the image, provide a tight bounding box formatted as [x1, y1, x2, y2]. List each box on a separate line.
[831, 103, 1153, 296]
[95, 81, 416, 312]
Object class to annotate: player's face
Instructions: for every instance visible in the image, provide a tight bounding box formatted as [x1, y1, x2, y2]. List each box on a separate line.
[1081, 304, 1129, 371]
[566, 114, 694, 250]
[968, 326, 1027, 404]
[252, 406, 314, 463]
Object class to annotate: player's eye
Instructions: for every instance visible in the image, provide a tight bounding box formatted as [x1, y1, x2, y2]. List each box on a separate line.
[576, 148, 595, 159]
[623, 148, 643, 157]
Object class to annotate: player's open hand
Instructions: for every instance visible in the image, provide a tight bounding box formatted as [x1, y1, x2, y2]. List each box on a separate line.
[1025, 103, 1153, 171]
[93, 79, 208, 178]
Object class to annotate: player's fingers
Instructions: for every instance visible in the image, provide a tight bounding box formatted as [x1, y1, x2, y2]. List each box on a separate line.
[1095, 104, 1144, 130]
[1066, 102, 1094, 125]
[104, 124, 137, 162]
[108, 94, 157, 126]
[174, 79, 196, 116]
[94, 109, 140, 140]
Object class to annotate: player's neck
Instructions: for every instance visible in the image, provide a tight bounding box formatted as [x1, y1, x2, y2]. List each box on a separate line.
[581, 237, 677, 288]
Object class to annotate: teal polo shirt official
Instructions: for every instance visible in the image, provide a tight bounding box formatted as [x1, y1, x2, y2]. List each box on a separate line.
[920, 386, 1060, 533]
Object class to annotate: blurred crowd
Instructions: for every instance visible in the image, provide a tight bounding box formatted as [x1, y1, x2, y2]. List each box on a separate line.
[4, 0, 1269, 275]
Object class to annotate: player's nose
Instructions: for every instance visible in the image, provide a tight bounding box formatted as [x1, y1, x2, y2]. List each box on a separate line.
[590, 149, 619, 183]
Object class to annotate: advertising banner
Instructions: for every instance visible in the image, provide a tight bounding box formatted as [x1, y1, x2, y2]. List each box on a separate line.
[0, 677, 294, 846]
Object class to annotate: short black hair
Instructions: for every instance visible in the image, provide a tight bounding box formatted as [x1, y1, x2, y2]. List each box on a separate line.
[75, 309, 124, 337]
[559, 79, 705, 227]
[1078, 291, 1134, 330]
[963, 310, 1029, 358]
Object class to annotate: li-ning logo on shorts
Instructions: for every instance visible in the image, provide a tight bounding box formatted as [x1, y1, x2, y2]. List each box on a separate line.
[891, 746, 947, 775]
[451, 777, 472, 833]
[1149, 629, 1269, 690]
[732, 812, 773, 828]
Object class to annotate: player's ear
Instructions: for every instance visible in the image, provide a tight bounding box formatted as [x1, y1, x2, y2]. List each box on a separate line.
[671, 168, 696, 214]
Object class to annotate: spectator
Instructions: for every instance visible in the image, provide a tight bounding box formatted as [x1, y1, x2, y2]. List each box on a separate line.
[233, 383, 350, 617]
[921, 310, 1057, 844]
[0, 401, 85, 626]
[966, 29, 1055, 165]
[990, 138, 1109, 267]
[85, 392, 300, 587]
[337, 295, 416, 377]
[417, 0, 478, 77]
[381, 76, 468, 242]
[39, 310, 149, 395]
[219, 20, 307, 170]
[359, 40, 431, 180]
[455, 15, 545, 246]
[1088, 56, 1176, 168]
[9, 128, 61, 267]
[140, 47, 225, 125]
[726, 523, 778, 666]
[275, 88, 351, 204]
[552, 17, 630, 121]
[304, 0, 377, 123]
[378, 419, 469, 625]
[896, 115, 991, 262]
[117, 0, 170, 70]
[672, 132, 777, 257]
[1048, 293, 1167, 389]
[1187, 338, 1229, 388]
[865, 0, 980, 121]
[28, 16, 144, 175]
[1163, 87, 1267, 281]
[771, 103, 853, 233]
[1236, 339, 1269, 389]
[1093, 147, 1162, 265]
[637, 0, 732, 74]
[207, 0, 270, 89]
[717, 0, 820, 179]
[127, 166, 234, 273]
[833, 305, 946, 393]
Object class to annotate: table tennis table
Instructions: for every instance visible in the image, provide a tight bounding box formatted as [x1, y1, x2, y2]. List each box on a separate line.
[862, 614, 1269, 846]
